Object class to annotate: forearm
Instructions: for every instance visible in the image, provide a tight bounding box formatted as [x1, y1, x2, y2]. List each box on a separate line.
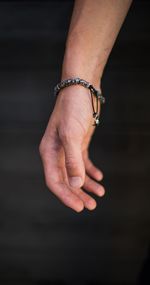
[61, 0, 132, 88]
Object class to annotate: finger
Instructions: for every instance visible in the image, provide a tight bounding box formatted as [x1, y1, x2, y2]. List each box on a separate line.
[43, 157, 84, 212]
[83, 174, 105, 197]
[62, 164, 96, 210]
[39, 137, 84, 213]
[62, 137, 85, 189]
[72, 187, 97, 211]
[85, 157, 103, 181]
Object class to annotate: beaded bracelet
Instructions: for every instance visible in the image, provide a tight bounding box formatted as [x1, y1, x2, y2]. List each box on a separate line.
[53, 77, 105, 126]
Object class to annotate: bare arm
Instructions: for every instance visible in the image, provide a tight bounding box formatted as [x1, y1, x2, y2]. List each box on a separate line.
[62, 0, 133, 87]
[39, 0, 133, 213]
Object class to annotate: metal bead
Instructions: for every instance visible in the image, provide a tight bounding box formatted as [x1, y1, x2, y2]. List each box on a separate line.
[95, 118, 100, 125]
[100, 96, 105, 104]
[75, 78, 80, 84]
[80, 79, 85, 86]
[61, 82, 65, 87]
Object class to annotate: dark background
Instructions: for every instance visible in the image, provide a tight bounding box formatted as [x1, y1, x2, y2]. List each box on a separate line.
[0, 1, 150, 284]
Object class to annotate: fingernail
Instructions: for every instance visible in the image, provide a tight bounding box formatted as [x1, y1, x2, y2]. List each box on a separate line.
[76, 202, 84, 213]
[97, 186, 105, 197]
[87, 199, 97, 211]
[69, 176, 83, 188]
[96, 172, 103, 181]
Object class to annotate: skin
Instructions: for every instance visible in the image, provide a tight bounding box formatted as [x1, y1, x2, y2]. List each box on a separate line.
[39, 0, 133, 213]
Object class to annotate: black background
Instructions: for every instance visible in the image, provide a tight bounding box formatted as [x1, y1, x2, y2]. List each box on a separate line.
[0, 1, 150, 284]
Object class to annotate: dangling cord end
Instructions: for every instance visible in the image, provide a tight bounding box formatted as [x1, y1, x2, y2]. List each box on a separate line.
[90, 89, 100, 126]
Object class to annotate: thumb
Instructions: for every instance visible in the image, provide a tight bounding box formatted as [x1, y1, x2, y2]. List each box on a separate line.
[63, 140, 85, 189]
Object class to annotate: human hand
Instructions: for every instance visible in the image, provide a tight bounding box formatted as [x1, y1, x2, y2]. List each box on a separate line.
[39, 84, 105, 212]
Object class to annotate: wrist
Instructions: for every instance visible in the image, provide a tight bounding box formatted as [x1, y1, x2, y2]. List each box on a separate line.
[61, 45, 103, 90]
